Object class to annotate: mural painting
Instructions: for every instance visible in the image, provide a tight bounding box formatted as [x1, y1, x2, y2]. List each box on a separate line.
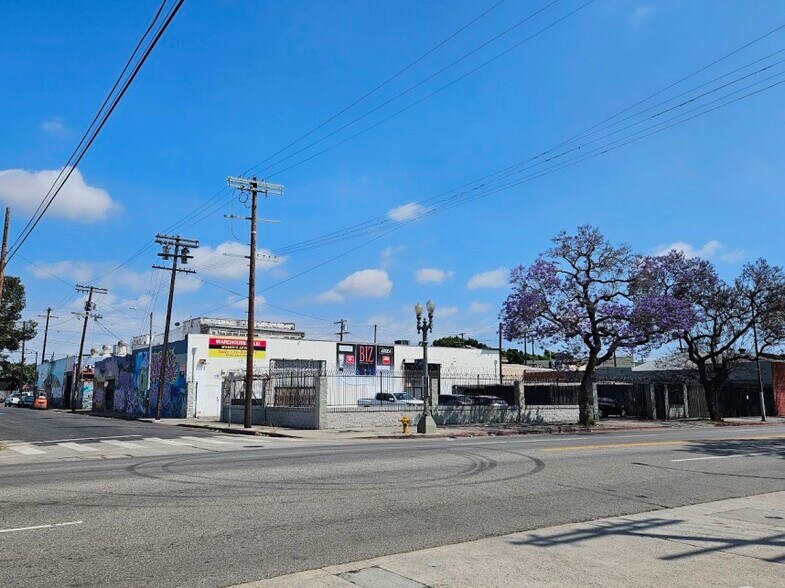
[94, 355, 135, 414]
[36, 357, 70, 407]
[146, 339, 188, 418]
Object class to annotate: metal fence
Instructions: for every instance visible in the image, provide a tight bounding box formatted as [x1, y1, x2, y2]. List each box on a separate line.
[325, 370, 517, 412]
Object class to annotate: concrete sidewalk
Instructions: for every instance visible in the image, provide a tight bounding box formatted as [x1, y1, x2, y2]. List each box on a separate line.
[233, 492, 785, 588]
[137, 415, 785, 441]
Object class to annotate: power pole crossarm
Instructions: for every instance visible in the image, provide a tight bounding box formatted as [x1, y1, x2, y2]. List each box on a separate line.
[152, 234, 199, 420]
[71, 285, 107, 411]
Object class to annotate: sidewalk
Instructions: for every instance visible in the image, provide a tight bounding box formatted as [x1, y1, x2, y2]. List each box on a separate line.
[232, 491, 785, 588]
[138, 415, 785, 441]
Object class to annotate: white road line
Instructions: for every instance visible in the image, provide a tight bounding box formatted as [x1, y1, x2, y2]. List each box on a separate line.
[6, 444, 46, 455]
[57, 442, 98, 452]
[146, 437, 188, 446]
[604, 434, 660, 439]
[179, 436, 231, 445]
[463, 437, 589, 447]
[671, 453, 763, 462]
[32, 435, 142, 445]
[0, 521, 83, 534]
[100, 439, 144, 450]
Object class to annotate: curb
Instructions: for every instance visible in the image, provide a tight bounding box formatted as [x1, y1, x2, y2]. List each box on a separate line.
[174, 422, 302, 439]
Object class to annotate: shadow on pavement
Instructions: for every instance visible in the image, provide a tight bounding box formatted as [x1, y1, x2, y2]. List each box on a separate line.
[511, 517, 785, 563]
[675, 437, 785, 460]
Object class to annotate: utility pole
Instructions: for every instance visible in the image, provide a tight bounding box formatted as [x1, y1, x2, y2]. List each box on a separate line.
[38, 307, 57, 365]
[20, 321, 26, 389]
[373, 324, 377, 344]
[153, 234, 198, 420]
[72, 285, 107, 411]
[498, 322, 503, 384]
[334, 319, 348, 342]
[751, 300, 767, 422]
[0, 207, 10, 303]
[227, 176, 283, 429]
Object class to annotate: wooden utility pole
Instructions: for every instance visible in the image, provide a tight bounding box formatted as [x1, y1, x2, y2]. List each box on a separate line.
[373, 324, 377, 344]
[38, 307, 57, 365]
[227, 176, 283, 429]
[152, 234, 198, 420]
[334, 319, 348, 342]
[20, 320, 26, 388]
[72, 285, 107, 411]
[0, 207, 10, 303]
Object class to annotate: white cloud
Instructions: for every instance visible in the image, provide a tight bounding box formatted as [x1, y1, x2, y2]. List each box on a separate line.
[720, 250, 746, 263]
[229, 295, 265, 310]
[191, 241, 285, 280]
[29, 260, 94, 283]
[654, 240, 744, 263]
[387, 202, 429, 222]
[467, 268, 507, 290]
[0, 167, 119, 222]
[39, 117, 68, 135]
[468, 301, 492, 314]
[317, 269, 393, 303]
[439, 306, 459, 318]
[630, 5, 655, 27]
[415, 267, 453, 284]
[380, 245, 405, 269]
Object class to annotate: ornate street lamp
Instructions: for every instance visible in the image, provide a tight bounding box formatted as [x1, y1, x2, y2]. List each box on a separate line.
[415, 300, 437, 434]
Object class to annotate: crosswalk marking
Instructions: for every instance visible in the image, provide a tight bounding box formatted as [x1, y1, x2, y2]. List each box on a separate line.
[146, 437, 188, 446]
[57, 442, 98, 452]
[179, 436, 231, 445]
[100, 439, 144, 449]
[7, 444, 46, 455]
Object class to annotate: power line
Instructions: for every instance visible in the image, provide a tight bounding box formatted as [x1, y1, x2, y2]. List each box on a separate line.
[4, 0, 184, 266]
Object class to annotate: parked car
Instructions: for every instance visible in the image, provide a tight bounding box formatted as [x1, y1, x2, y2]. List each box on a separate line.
[20, 394, 36, 408]
[4, 392, 24, 407]
[598, 397, 626, 418]
[357, 392, 424, 407]
[438, 394, 474, 406]
[472, 395, 509, 406]
[33, 394, 48, 410]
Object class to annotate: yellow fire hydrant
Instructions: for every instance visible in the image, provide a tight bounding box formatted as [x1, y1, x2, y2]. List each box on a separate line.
[400, 415, 411, 434]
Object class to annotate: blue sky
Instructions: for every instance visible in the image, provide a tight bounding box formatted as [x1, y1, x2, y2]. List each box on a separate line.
[2, 0, 785, 360]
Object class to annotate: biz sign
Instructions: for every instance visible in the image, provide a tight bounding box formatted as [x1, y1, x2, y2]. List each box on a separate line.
[208, 337, 267, 359]
[336, 343, 394, 374]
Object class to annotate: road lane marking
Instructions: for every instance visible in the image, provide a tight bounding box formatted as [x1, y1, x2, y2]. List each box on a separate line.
[543, 434, 785, 453]
[0, 521, 83, 534]
[32, 435, 143, 444]
[146, 437, 188, 446]
[544, 440, 689, 452]
[6, 444, 46, 455]
[100, 439, 144, 449]
[57, 442, 98, 452]
[179, 436, 231, 445]
[671, 453, 764, 462]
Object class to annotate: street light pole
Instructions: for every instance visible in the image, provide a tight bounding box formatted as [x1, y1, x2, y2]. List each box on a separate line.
[415, 300, 437, 434]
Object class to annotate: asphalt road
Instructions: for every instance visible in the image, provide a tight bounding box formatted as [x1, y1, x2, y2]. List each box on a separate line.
[1, 410, 784, 587]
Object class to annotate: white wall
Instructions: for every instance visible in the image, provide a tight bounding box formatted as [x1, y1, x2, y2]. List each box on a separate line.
[187, 335, 502, 418]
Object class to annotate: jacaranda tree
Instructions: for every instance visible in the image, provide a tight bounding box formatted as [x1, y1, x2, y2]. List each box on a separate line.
[637, 252, 785, 420]
[501, 226, 692, 425]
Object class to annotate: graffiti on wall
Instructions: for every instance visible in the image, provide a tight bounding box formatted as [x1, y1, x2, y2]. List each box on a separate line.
[146, 339, 188, 418]
[36, 357, 70, 405]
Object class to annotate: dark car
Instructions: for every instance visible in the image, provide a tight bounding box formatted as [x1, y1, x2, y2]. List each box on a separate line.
[438, 394, 474, 406]
[472, 395, 509, 406]
[598, 397, 626, 418]
[20, 394, 36, 408]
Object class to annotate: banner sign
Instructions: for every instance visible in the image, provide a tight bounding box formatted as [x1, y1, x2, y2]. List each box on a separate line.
[337, 343, 394, 373]
[208, 337, 267, 359]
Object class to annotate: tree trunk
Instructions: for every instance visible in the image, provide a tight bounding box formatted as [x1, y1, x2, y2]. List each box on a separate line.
[578, 358, 596, 426]
[701, 379, 722, 422]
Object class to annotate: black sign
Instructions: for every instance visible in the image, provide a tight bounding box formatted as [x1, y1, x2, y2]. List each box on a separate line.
[336, 343, 395, 373]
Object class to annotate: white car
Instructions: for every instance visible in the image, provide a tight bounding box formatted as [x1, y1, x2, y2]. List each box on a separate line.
[4, 393, 23, 407]
[357, 392, 424, 407]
